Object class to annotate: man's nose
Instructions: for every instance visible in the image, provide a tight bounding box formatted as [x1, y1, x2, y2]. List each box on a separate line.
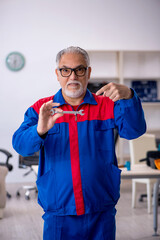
[69, 70, 77, 80]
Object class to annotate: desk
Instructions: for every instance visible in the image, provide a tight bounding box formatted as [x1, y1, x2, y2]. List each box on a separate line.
[121, 165, 160, 236]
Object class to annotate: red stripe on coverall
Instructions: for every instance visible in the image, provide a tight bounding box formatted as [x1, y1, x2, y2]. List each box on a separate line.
[69, 115, 85, 215]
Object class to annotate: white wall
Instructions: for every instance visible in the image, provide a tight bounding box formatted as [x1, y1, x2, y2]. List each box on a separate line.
[0, 0, 160, 182]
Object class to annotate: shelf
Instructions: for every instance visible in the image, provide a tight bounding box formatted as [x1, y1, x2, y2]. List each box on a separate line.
[124, 77, 160, 80]
[147, 129, 160, 133]
[89, 77, 119, 83]
[87, 49, 160, 164]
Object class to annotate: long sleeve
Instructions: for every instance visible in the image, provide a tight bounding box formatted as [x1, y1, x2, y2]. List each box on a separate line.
[114, 89, 146, 140]
[12, 107, 45, 156]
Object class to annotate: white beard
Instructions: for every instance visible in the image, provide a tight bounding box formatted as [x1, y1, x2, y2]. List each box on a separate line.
[64, 80, 84, 98]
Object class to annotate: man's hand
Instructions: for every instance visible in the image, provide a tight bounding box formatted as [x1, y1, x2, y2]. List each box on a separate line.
[37, 100, 63, 136]
[96, 82, 133, 102]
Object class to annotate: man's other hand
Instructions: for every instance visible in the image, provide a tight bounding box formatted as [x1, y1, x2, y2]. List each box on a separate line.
[96, 82, 133, 102]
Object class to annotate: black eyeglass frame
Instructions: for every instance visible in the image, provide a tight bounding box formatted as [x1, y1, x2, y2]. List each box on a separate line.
[58, 66, 88, 77]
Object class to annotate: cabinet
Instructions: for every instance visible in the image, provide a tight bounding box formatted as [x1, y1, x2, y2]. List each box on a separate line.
[87, 50, 160, 164]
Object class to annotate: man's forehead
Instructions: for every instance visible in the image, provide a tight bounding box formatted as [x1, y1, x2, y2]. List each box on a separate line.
[59, 53, 87, 66]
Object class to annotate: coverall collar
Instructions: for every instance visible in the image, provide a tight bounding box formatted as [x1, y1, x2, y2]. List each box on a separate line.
[53, 88, 97, 106]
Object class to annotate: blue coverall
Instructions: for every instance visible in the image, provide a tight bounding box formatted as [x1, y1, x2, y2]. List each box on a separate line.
[12, 89, 146, 240]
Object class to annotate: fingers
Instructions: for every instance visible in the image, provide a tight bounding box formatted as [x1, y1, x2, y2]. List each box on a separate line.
[40, 100, 61, 116]
[96, 83, 117, 101]
[96, 85, 109, 96]
[37, 101, 63, 136]
[96, 83, 132, 102]
[52, 110, 63, 122]
[105, 90, 118, 102]
[41, 100, 60, 112]
[39, 100, 63, 124]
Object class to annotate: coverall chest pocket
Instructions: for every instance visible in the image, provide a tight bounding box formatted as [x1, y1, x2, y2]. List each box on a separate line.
[95, 121, 115, 151]
[46, 125, 61, 157]
[48, 124, 60, 134]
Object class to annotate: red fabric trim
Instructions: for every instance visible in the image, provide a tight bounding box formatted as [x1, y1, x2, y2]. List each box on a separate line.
[31, 96, 54, 114]
[69, 115, 85, 215]
[55, 95, 114, 124]
[30, 94, 114, 124]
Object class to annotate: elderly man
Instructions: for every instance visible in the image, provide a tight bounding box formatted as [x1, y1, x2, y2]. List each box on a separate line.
[12, 46, 146, 240]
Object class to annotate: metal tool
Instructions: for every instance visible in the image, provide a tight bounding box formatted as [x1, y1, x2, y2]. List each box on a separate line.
[50, 109, 85, 116]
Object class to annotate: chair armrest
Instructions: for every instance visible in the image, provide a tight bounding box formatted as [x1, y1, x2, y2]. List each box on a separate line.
[0, 149, 12, 158]
[0, 149, 13, 165]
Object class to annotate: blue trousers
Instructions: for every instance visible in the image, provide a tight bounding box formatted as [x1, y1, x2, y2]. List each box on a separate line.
[42, 208, 116, 240]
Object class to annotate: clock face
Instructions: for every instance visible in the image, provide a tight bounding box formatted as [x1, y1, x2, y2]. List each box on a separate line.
[6, 52, 25, 71]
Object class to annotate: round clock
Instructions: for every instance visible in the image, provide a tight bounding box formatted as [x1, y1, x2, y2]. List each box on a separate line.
[6, 52, 25, 71]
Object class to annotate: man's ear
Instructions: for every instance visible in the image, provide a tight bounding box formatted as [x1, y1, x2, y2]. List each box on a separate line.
[55, 69, 59, 81]
[88, 67, 91, 79]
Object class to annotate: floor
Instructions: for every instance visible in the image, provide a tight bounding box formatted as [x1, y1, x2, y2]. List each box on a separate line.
[116, 180, 160, 240]
[0, 180, 160, 240]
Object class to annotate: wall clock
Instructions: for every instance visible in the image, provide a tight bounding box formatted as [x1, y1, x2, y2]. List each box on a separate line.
[6, 52, 25, 71]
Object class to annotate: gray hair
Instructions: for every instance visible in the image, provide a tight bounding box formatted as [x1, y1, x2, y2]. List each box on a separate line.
[56, 46, 90, 67]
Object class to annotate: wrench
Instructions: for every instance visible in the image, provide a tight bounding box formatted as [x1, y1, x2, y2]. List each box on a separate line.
[50, 109, 85, 116]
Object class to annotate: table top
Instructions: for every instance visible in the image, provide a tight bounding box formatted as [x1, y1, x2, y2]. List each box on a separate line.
[120, 164, 160, 179]
[32, 165, 38, 174]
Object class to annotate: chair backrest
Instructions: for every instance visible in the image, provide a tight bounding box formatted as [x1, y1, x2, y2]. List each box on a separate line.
[129, 133, 157, 166]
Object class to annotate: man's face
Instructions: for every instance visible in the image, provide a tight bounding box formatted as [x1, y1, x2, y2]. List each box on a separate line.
[55, 53, 91, 99]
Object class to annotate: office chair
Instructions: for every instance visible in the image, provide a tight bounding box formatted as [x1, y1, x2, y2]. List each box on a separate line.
[16, 152, 39, 200]
[0, 148, 13, 198]
[129, 133, 157, 213]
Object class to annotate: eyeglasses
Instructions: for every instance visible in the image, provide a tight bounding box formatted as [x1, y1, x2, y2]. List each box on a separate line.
[58, 66, 88, 77]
